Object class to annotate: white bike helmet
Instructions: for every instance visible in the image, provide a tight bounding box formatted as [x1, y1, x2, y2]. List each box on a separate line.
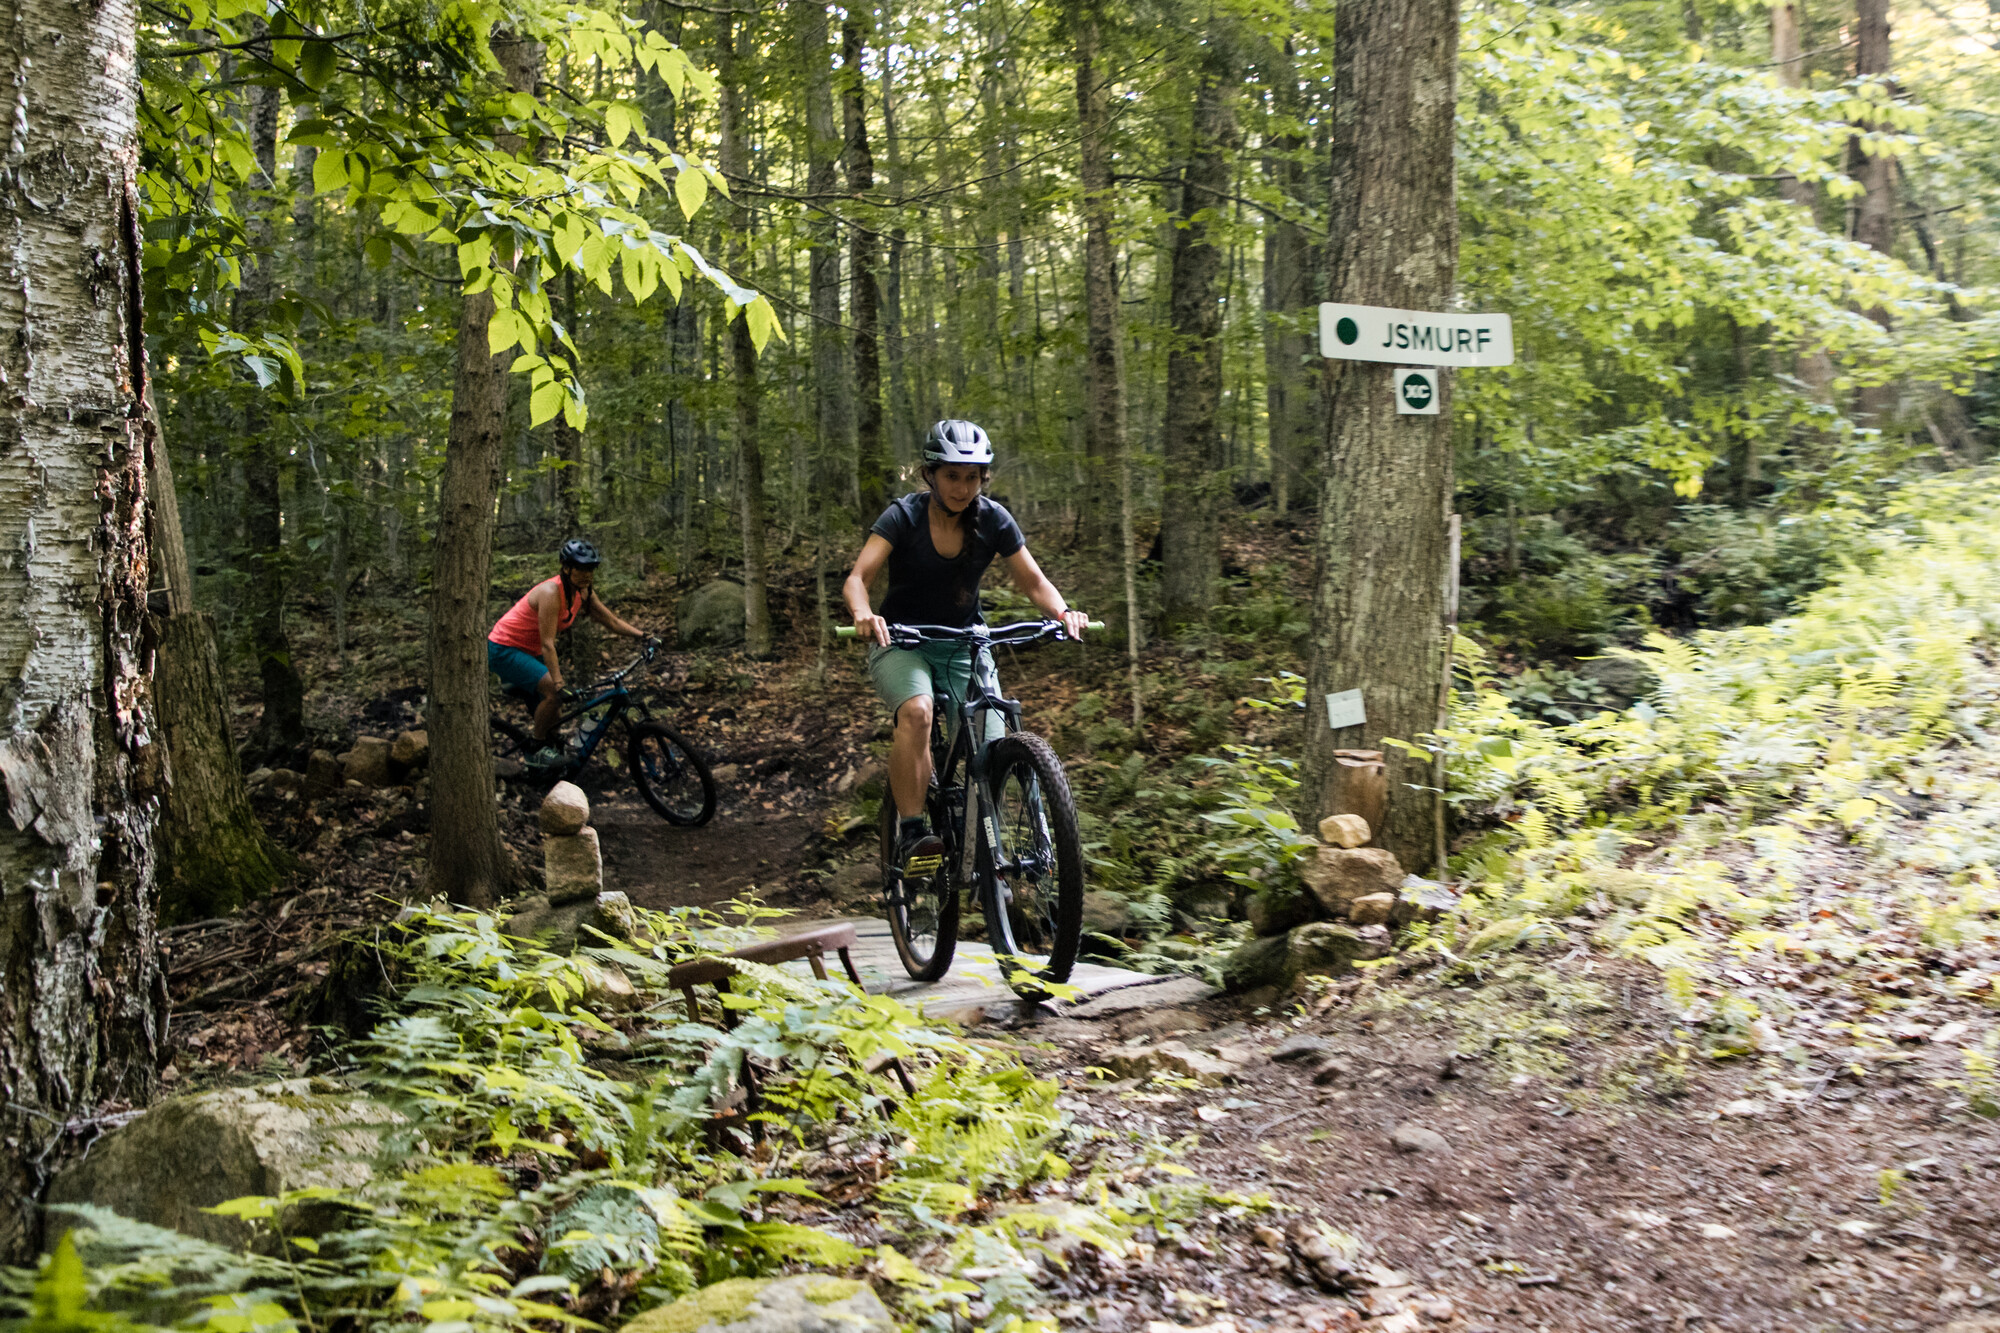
[922, 419, 995, 466]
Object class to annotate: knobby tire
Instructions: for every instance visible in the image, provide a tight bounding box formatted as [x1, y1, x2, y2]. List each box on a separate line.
[980, 732, 1084, 1001]
[627, 721, 717, 826]
[880, 769, 960, 983]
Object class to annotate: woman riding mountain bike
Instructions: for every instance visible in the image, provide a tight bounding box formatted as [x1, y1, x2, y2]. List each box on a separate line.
[842, 420, 1090, 882]
[488, 538, 650, 768]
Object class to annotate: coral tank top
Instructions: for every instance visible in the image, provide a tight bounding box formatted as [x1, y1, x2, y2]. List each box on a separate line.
[489, 577, 584, 653]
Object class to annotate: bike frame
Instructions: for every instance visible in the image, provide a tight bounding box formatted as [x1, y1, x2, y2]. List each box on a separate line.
[507, 649, 657, 769]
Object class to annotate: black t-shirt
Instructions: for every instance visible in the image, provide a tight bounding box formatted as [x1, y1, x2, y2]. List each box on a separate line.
[869, 492, 1025, 628]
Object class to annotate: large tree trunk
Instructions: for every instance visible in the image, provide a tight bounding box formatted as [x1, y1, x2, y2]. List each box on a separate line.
[1263, 39, 1314, 518]
[1850, 0, 1897, 428]
[1158, 30, 1239, 629]
[1074, 3, 1144, 723]
[1300, 0, 1460, 871]
[844, 14, 891, 516]
[149, 414, 286, 922]
[425, 32, 541, 909]
[802, 0, 853, 510]
[240, 73, 306, 760]
[0, 0, 165, 1255]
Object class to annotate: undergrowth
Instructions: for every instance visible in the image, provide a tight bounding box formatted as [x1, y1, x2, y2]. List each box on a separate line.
[1420, 471, 2000, 1059]
[3, 906, 1226, 1333]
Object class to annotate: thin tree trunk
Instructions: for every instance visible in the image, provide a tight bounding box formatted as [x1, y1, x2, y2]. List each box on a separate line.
[844, 12, 890, 514]
[718, 11, 773, 657]
[554, 268, 585, 536]
[802, 0, 853, 510]
[1074, 3, 1143, 723]
[1159, 28, 1240, 628]
[426, 31, 541, 909]
[1263, 39, 1313, 518]
[1301, 0, 1460, 871]
[241, 70, 305, 760]
[0, 0, 165, 1252]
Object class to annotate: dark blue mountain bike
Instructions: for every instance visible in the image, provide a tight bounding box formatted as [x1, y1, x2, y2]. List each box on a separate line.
[490, 641, 716, 826]
[837, 618, 1099, 1000]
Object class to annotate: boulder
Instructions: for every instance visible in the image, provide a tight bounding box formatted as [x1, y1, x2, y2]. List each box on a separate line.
[1347, 893, 1397, 927]
[1170, 878, 1234, 926]
[623, 1276, 893, 1333]
[592, 891, 653, 946]
[676, 579, 747, 649]
[45, 1080, 391, 1248]
[266, 768, 303, 794]
[1317, 813, 1371, 848]
[1246, 885, 1318, 938]
[246, 767, 274, 789]
[1298, 846, 1403, 916]
[1098, 1040, 1242, 1087]
[1081, 890, 1131, 937]
[1270, 1034, 1334, 1063]
[575, 960, 639, 1013]
[711, 763, 741, 785]
[305, 749, 342, 794]
[339, 736, 393, 788]
[544, 826, 603, 904]
[390, 730, 430, 769]
[540, 781, 591, 836]
[1220, 922, 1379, 994]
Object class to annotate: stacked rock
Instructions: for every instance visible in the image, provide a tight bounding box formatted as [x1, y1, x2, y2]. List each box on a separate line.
[541, 781, 603, 903]
[1222, 811, 1411, 996]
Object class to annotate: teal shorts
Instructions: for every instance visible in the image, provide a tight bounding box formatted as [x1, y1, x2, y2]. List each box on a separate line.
[868, 641, 1004, 743]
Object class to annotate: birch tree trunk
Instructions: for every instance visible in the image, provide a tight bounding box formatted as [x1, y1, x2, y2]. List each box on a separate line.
[1159, 30, 1239, 628]
[1073, 3, 1144, 723]
[1300, 0, 1459, 871]
[844, 13, 890, 516]
[426, 31, 541, 909]
[718, 12, 773, 658]
[0, 0, 166, 1254]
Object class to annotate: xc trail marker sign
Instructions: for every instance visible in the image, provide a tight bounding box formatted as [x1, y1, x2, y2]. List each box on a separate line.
[1320, 302, 1514, 368]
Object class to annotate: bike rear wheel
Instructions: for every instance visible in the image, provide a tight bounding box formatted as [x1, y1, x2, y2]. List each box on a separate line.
[627, 721, 717, 826]
[979, 732, 1084, 1000]
[880, 786, 960, 982]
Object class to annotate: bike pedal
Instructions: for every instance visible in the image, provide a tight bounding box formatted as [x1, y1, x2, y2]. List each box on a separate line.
[905, 853, 944, 877]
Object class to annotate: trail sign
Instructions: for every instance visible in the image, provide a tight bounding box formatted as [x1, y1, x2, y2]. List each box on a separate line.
[1395, 368, 1440, 415]
[1320, 302, 1514, 367]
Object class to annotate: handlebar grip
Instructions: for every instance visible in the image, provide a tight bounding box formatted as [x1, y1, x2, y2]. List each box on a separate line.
[835, 626, 858, 639]
[1086, 621, 1107, 631]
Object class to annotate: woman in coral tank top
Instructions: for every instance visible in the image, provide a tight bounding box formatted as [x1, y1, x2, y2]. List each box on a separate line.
[489, 539, 650, 764]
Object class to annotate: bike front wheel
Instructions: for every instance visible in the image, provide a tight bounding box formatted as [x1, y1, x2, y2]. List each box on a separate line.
[879, 792, 959, 981]
[627, 721, 717, 826]
[979, 732, 1084, 1000]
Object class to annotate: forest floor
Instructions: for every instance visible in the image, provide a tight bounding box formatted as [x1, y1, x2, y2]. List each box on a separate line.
[156, 532, 2000, 1333]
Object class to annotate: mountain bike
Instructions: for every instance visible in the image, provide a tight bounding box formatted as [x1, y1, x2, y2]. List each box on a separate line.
[491, 639, 717, 826]
[836, 619, 1100, 1000]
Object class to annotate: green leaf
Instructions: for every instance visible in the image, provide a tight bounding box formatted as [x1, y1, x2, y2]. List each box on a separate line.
[298, 39, 337, 91]
[674, 165, 707, 221]
[364, 235, 391, 269]
[312, 149, 347, 195]
[529, 380, 563, 426]
[604, 102, 635, 148]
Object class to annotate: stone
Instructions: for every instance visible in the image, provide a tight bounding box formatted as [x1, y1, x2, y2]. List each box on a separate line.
[592, 891, 651, 946]
[305, 749, 342, 794]
[390, 730, 429, 769]
[711, 763, 740, 785]
[1577, 653, 1656, 706]
[1099, 1040, 1242, 1087]
[1347, 893, 1396, 927]
[45, 1079, 392, 1248]
[676, 579, 747, 649]
[1317, 813, 1371, 848]
[622, 1275, 893, 1333]
[1170, 878, 1235, 925]
[824, 859, 881, 907]
[576, 960, 639, 1012]
[1720, 1098, 1767, 1119]
[246, 766, 275, 788]
[1297, 846, 1403, 916]
[339, 736, 393, 788]
[544, 826, 603, 904]
[504, 893, 610, 955]
[1219, 922, 1379, 994]
[267, 768, 303, 794]
[1246, 885, 1318, 937]
[1082, 890, 1131, 937]
[540, 781, 591, 836]
[1270, 1034, 1333, 1063]
[1390, 1123, 1450, 1156]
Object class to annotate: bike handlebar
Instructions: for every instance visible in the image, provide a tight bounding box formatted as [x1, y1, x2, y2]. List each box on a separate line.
[835, 619, 1107, 645]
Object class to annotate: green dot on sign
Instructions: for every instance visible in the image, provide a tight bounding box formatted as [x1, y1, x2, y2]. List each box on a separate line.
[1336, 317, 1358, 346]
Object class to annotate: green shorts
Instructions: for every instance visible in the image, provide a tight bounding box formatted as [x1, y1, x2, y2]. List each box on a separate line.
[867, 641, 1005, 743]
